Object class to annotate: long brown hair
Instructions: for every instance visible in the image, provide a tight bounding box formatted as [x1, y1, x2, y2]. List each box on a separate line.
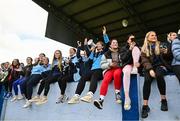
[12, 59, 20, 68]
[51, 50, 62, 71]
[141, 31, 160, 57]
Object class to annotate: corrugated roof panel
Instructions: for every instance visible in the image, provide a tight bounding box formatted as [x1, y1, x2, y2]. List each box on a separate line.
[74, 1, 122, 22]
[63, 0, 106, 14]
[134, 0, 177, 13]
[84, 10, 127, 28]
[141, 3, 180, 21]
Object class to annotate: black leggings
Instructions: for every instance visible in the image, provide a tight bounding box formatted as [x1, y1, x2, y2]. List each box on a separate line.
[143, 66, 166, 100]
[23, 74, 42, 100]
[57, 74, 73, 95]
[20, 76, 30, 96]
[75, 69, 103, 95]
[37, 74, 60, 96]
[4, 79, 16, 93]
[172, 65, 180, 84]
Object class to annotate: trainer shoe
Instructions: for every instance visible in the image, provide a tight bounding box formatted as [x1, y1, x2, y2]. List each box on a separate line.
[94, 99, 104, 110]
[29, 95, 40, 102]
[11, 96, 18, 102]
[23, 100, 32, 108]
[18, 95, 25, 100]
[68, 95, 80, 104]
[3, 92, 8, 99]
[56, 94, 69, 104]
[124, 98, 131, 110]
[35, 96, 48, 105]
[115, 92, 122, 104]
[141, 105, 150, 118]
[4, 92, 13, 99]
[161, 99, 168, 111]
[80, 92, 93, 103]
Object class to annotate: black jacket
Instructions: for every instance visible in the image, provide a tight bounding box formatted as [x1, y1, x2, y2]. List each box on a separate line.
[20, 64, 33, 77]
[120, 44, 133, 67]
[76, 46, 92, 76]
[160, 41, 173, 72]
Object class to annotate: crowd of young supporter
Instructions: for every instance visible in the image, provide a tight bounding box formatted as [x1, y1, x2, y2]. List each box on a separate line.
[0, 26, 180, 119]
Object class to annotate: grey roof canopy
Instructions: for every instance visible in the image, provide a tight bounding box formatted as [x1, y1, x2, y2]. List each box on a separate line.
[33, 0, 180, 46]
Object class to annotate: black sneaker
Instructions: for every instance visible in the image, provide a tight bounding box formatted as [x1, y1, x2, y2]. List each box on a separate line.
[161, 99, 168, 111]
[141, 105, 150, 118]
[115, 92, 122, 104]
[94, 99, 103, 110]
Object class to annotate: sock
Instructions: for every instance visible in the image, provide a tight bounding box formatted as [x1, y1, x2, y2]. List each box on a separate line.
[115, 89, 120, 94]
[87, 91, 93, 96]
[74, 94, 80, 97]
[100, 95, 104, 100]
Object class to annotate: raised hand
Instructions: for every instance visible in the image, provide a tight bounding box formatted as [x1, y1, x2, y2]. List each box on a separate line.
[160, 48, 168, 54]
[109, 62, 118, 68]
[77, 41, 81, 47]
[129, 42, 135, 50]
[84, 38, 88, 45]
[102, 26, 106, 35]
[90, 46, 96, 52]
[149, 69, 156, 78]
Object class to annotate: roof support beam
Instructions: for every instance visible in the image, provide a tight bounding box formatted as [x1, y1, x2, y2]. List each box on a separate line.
[58, 0, 77, 8]
[80, 8, 123, 24]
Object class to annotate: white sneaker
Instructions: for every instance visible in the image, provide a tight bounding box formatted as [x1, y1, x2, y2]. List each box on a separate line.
[29, 95, 40, 102]
[80, 92, 93, 103]
[18, 95, 25, 100]
[56, 95, 69, 104]
[124, 98, 131, 110]
[23, 100, 32, 108]
[115, 92, 122, 104]
[11, 96, 18, 102]
[68, 95, 80, 104]
[131, 67, 138, 74]
[35, 96, 48, 105]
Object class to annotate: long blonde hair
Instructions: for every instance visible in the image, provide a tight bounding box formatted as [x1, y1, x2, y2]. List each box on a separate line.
[141, 31, 160, 57]
[51, 50, 62, 71]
